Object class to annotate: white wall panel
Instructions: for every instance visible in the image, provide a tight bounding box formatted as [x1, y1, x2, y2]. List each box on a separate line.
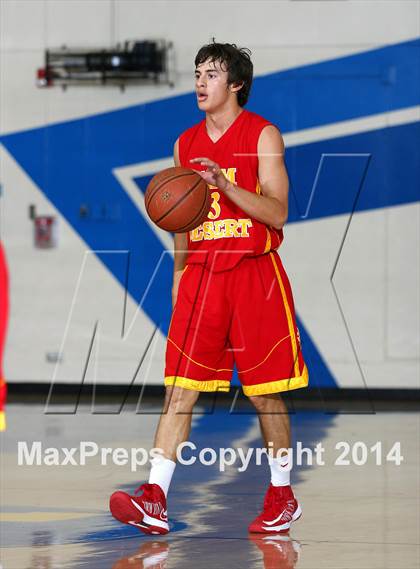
[386, 204, 420, 361]
[45, 0, 113, 48]
[0, 0, 45, 50]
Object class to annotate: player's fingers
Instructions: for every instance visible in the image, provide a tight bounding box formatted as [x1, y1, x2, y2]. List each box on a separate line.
[190, 157, 210, 164]
[190, 158, 219, 170]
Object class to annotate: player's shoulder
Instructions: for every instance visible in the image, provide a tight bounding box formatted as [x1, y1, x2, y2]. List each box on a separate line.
[176, 119, 205, 166]
[242, 109, 274, 128]
[240, 110, 281, 150]
[247, 111, 282, 139]
[241, 110, 280, 140]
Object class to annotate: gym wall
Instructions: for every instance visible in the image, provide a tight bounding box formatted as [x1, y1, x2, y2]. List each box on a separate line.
[0, 0, 419, 391]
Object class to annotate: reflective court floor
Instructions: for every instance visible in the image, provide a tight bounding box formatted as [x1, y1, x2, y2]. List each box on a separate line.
[1, 400, 419, 568]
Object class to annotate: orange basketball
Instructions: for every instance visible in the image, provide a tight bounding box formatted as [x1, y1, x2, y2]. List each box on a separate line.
[145, 167, 211, 233]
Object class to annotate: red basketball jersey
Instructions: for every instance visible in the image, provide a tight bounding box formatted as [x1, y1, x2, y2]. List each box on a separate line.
[178, 109, 284, 272]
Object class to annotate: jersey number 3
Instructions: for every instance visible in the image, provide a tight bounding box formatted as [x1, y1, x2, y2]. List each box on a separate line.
[208, 191, 221, 220]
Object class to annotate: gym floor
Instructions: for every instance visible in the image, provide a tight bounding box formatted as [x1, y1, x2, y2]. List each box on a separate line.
[1, 400, 419, 568]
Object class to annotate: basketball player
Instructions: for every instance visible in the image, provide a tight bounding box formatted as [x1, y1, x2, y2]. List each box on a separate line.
[110, 41, 308, 535]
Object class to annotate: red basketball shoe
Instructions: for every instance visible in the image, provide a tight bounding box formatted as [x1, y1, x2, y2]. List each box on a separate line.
[110, 483, 169, 535]
[248, 484, 302, 534]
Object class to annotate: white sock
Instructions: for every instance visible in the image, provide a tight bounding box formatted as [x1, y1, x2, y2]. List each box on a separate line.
[270, 453, 291, 487]
[148, 456, 176, 497]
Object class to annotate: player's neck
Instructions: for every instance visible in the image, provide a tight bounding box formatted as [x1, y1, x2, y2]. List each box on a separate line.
[205, 104, 243, 139]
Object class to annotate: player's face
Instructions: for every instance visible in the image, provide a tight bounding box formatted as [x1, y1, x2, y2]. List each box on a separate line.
[195, 59, 231, 112]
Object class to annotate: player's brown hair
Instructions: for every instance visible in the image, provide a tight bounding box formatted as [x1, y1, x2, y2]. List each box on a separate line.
[194, 39, 253, 107]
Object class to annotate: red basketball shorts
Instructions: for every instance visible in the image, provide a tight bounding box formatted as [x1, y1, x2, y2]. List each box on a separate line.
[164, 251, 309, 396]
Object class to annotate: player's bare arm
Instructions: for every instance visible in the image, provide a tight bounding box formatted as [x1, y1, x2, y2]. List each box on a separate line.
[190, 125, 288, 230]
[172, 137, 188, 308]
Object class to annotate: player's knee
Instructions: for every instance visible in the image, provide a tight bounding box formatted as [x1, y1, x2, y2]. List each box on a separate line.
[248, 393, 280, 412]
[163, 385, 199, 413]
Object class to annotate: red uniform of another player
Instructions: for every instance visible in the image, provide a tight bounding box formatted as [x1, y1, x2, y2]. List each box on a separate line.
[164, 108, 309, 396]
[0, 241, 9, 431]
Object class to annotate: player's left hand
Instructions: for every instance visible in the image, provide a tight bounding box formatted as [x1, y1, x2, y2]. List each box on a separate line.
[189, 157, 231, 192]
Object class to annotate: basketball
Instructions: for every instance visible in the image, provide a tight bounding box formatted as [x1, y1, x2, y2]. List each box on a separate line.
[145, 167, 211, 233]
